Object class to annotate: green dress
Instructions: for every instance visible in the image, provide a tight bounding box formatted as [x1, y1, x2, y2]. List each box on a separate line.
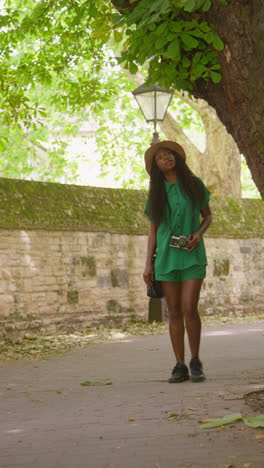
[145, 178, 210, 275]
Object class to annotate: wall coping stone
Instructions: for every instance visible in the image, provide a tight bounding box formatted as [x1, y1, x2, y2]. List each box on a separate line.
[0, 177, 263, 238]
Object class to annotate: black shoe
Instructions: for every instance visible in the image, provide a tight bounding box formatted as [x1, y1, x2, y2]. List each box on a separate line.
[168, 362, 190, 383]
[189, 357, 206, 382]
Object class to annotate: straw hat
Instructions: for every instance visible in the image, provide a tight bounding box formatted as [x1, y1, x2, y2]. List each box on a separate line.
[144, 140, 186, 175]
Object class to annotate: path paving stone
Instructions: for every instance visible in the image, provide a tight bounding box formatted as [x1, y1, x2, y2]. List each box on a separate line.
[0, 323, 264, 468]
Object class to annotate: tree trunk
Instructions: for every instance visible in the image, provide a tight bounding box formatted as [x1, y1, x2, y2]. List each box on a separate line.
[111, 0, 264, 198]
[160, 97, 241, 197]
[193, 0, 263, 198]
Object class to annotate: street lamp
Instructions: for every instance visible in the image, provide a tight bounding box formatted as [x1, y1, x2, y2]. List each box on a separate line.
[132, 82, 174, 324]
[132, 83, 174, 144]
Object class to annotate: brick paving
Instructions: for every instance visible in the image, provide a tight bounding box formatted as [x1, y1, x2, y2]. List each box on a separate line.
[0, 322, 264, 468]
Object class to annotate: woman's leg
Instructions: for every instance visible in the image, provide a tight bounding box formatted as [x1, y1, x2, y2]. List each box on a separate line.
[180, 278, 203, 359]
[162, 281, 185, 363]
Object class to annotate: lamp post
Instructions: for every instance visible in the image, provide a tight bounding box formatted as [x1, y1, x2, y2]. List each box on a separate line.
[132, 83, 174, 144]
[132, 83, 174, 323]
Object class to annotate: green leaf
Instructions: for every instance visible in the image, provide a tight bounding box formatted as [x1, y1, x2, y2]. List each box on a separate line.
[114, 30, 123, 43]
[80, 381, 113, 386]
[0, 139, 7, 151]
[191, 63, 207, 79]
[149, 0, 168, 13]
[211, 64, 221, 70]
[205, 31, 216, 43]
[199, 413, 242, 428]
[182, 56, 191, 68]
[168, 413, 181, 420]
[210, 71, 222, 83]
[164, 38, 180, 58]
[183, 0, 196, 12]
[38, 109, 47, 117]
[193, 52, 203, 64]
[190, 27, 204, 39]
[202, 0, 212, 12]
[200, 22, 212, 33]
[169, 22, 182, 33]
[181, 33, 199, 49]
[129, 62, 138, 74]
[213, 35, 225, 50]
[243, 415, 264, 428]
[147, 23, 156, 31]
[193, 0, 208, 8]
[155, 22, 168, 35]
[155, 36, 170, 49]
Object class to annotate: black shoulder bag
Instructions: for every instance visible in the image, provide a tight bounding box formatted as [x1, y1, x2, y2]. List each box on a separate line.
[146, 255, 163, 298]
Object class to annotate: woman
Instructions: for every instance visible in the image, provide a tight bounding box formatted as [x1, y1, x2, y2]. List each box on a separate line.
[143, 140, 212, 383]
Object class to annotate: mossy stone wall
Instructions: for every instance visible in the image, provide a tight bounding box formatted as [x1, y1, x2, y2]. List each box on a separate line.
[0, 177, 263, 339]
[0, 177, 263, 238]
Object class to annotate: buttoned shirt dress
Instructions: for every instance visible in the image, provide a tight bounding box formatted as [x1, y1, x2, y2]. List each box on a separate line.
[145, 178, 211, 276]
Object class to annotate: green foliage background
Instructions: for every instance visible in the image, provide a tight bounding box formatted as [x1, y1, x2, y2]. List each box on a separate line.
[0, 0, 259, 197]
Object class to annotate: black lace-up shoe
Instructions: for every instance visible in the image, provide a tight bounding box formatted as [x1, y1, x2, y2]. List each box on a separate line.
[189, 357, 206, 382]
[168, 362, 190, 383]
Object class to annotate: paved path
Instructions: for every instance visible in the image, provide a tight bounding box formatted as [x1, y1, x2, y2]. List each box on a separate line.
[0, 323, 264, 468]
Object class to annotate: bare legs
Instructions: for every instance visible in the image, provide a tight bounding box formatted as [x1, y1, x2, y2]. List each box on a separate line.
[162, 279, 203, 363]
[162, 282, 185, 363]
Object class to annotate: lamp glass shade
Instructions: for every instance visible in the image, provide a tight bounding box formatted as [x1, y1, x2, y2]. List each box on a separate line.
[133, 87, 173, 122]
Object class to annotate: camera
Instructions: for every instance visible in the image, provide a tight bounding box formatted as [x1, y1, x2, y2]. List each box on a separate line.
[169, 235, 189, 250]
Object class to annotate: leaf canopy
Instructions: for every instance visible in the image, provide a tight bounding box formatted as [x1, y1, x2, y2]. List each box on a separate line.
[0, 0, 227, 125]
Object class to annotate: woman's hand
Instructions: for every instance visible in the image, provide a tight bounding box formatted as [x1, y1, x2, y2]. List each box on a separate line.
[143, 263, 154, 286]
[187, 232, 201, 251]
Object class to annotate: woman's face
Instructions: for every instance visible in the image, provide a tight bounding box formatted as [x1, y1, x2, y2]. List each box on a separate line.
[154, 148, 176, 173]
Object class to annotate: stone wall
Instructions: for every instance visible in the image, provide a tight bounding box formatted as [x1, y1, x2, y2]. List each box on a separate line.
[201, 238, 263, 315]
[0, 230, 148, 337]
[0, 178, 263, 338]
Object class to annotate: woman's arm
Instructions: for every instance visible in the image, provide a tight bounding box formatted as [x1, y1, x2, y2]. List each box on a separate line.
[197, 204, 213, 236]
[143, 222, 157, 286]
[187, 204, 212, 252]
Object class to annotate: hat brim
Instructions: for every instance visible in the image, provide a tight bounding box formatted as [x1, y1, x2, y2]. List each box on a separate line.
[144, 140, 186, 175]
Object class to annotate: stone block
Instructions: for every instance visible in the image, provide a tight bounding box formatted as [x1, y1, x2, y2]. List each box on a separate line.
[0, 294, 14, 305]
[240, 246, 251, 254]
[213, 257, 230, 276]
[67, 290, 79, 305]
[110, 269, 129, 288]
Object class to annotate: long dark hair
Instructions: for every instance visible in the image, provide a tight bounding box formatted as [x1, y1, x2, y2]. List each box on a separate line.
[147, 150, 205, 226]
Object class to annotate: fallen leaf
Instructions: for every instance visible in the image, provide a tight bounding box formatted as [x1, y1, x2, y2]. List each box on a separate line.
[55, 390, 62, 394]
[243, 464, 252, 468]
[243, 415, 264, 428]
[199, 413, 242, 429]
[128, 418, 135, 422]
[187, 407, 198, 411]
[168, 413, 181, 421]
[255, 434, 264, 439]
[80, 381, 112, 386]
